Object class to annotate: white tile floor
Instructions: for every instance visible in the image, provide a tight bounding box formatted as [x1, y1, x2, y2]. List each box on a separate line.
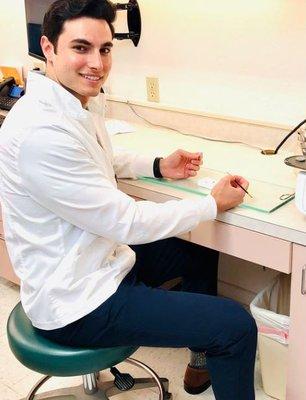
[0, 277, 273, 400]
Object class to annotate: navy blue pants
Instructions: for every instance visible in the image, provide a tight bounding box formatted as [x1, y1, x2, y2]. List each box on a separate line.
[38, 238, 257, 400]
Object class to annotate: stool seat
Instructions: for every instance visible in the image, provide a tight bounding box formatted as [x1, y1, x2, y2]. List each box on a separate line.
[7, 302, 138, 377]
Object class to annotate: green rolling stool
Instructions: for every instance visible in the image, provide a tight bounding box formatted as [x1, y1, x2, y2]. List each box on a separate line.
[7, 302, 171, 400]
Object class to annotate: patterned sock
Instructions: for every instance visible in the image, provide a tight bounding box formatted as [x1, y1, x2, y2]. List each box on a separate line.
[189, 351, 207, 369]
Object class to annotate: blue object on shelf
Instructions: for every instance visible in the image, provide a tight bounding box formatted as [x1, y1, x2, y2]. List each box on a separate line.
[8, 85, 24, 99]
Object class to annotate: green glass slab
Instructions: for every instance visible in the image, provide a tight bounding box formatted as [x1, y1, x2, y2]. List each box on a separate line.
[140, 169, 295, 213]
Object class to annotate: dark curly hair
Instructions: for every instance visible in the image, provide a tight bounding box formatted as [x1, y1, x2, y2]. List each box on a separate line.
[42, 0, 116, 51]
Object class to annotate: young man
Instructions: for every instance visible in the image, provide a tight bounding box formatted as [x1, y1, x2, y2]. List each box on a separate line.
[0, 1, 257, 399]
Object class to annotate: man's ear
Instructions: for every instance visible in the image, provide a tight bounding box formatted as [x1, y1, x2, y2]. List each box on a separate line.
[40, 35, 55, 62]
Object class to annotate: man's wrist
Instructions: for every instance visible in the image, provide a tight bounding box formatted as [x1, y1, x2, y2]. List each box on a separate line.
[153, 157, 163, 178]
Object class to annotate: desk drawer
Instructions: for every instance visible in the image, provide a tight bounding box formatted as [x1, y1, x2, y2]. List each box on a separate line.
[191, 220, 292, 273]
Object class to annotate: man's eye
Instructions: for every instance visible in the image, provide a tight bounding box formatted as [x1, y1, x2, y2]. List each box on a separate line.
[73, 45, 87, 52]
[101, 47, 111, 55]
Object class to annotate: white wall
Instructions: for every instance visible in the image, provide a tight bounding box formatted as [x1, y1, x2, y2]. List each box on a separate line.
[0, 0, 28, 68]
[111, 0, 306, 125]
[2, 0, 306, 125]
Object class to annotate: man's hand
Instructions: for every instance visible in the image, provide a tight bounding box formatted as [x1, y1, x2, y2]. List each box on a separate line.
[160, 149, 203, 179]
[211, 175, 249, 212]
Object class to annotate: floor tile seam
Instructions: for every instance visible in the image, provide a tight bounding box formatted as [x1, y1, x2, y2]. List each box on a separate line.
[0, 377, 22, 395]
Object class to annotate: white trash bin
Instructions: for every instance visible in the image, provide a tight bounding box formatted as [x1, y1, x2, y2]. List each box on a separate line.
[250, 274, 290, 400]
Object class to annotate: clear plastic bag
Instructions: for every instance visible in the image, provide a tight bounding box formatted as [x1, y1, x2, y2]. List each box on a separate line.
[295, 171, 306, 215]
[250, 274, 290, 345]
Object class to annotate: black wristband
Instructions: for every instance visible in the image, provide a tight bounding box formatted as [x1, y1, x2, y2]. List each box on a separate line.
[153, 157, 163, 178]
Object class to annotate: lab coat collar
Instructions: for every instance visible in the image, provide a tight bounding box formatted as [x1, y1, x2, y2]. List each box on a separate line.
[26, 71, 105, 118]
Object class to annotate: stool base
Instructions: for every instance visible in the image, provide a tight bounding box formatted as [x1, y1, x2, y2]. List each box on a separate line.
[24, 358, 172, 400]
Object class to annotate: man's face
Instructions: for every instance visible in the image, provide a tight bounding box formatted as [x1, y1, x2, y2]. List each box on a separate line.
[41, 17, 113, 106]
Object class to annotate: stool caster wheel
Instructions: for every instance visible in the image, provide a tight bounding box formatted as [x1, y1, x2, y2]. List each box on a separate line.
[165, 391, 172, 399]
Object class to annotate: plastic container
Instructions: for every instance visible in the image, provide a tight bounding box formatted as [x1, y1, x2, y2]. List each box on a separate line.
[250, 274, 290, 400]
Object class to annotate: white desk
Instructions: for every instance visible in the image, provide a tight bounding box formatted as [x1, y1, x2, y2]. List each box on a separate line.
[112, 124, 306, 400]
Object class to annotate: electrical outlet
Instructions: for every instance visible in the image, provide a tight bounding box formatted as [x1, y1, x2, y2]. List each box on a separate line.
[146, 77, 160, 103]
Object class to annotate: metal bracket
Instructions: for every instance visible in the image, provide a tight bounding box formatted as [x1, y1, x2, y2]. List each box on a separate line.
[114, 0, 141, 46]
[116, 2, 137, 11]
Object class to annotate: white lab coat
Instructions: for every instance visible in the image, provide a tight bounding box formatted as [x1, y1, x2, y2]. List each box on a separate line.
[0, 72, 216, 329]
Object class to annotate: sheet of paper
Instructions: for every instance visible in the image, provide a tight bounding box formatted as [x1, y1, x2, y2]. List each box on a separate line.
[105, 119, 135, 136]
[197, 177, 217, 189]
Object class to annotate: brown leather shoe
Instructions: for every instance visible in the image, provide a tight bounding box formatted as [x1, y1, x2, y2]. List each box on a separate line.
[183, 364, 211, 395]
